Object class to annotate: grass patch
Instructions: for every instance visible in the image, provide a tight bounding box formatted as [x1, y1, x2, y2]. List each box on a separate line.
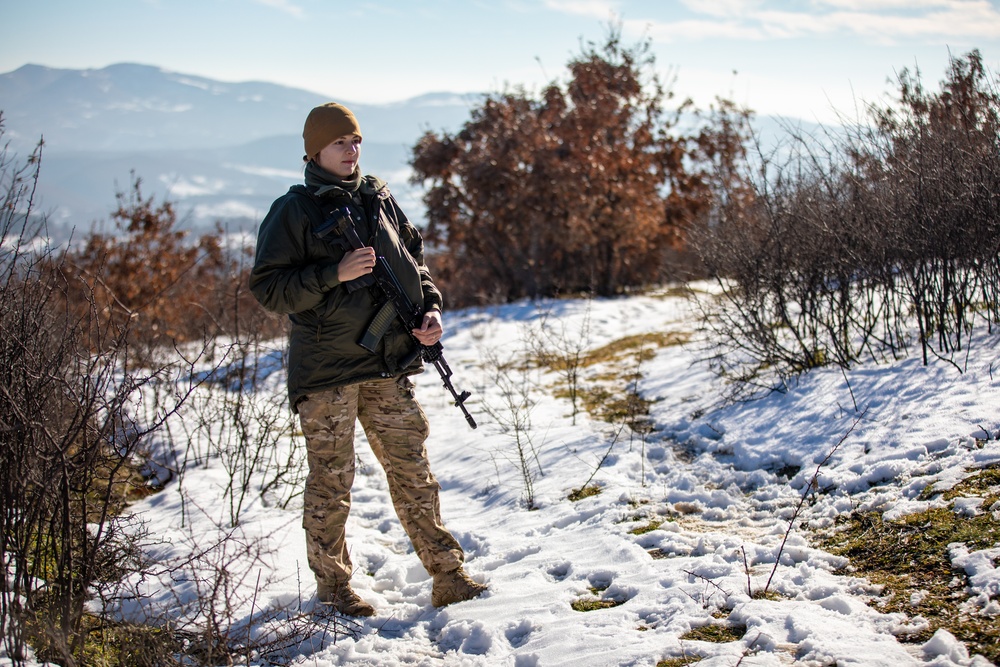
[657, 657, 703, 666]
[936, 464, 1000, 501]
[651, 284, 701, 300]
[679, 622, 747, 643]
[571, 582, 628, 612]
[629, 519, 665, 535]
[543, 331, 690, 427]
[26, 610, 182, 667]
[573, 384, 654, 428]
[750, 589, 786, 601]
[569, 485, 602, 501]
[571, 597, 623, 612]
[917, 462, 1000, 501]
[18, 447, 160, 664]
[819, 466, 1000, 663]
[582, 331, 691, 367]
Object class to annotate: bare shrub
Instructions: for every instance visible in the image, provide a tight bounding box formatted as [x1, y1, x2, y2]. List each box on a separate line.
[61, 174, 285, 358]
[481, 345, 543, 509]
[693, 50, 1000, 394]
[854, 49, 1000, 364]
[0, 118, 303, 665]
[523, 298, 594, 425]
[165, 337, 303, 528]
[0, 125, 190, 665]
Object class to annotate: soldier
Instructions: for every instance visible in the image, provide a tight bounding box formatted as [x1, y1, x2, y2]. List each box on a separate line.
[249, 102, 486, 616]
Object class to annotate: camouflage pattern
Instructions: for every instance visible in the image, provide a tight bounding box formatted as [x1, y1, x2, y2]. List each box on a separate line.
[297, 375, 465, 587]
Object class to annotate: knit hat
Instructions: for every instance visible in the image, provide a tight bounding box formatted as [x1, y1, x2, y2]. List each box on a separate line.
[303, 102, 362, 159]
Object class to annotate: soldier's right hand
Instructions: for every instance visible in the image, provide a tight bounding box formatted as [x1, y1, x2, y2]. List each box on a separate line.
[337, 247, 377, 282]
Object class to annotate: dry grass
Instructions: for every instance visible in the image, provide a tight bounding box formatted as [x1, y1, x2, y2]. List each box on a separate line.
[818, 464, 1000, 663]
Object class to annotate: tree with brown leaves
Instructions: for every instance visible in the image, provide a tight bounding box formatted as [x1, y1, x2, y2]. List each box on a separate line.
[411, 26, 751, 305]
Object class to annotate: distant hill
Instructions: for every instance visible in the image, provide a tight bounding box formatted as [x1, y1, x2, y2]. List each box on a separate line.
[0, 63, 483, 238]
[0, 63, 825, 241]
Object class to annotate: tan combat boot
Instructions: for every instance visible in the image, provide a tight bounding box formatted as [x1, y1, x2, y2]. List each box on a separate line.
[431, 568, 487, 608]
[316, 580, 376, 617]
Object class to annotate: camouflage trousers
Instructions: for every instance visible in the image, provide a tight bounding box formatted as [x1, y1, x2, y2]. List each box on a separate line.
[297, 375, 465, 588]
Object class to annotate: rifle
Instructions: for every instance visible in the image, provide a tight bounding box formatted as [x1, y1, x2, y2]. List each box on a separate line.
[321, 205, 478, 429]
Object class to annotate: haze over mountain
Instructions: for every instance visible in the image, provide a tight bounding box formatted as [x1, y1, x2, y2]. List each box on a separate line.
[2, 62, 818, 242]
[0, 63, 481, 238]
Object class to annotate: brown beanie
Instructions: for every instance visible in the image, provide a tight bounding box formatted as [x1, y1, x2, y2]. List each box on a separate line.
[302, 102, 362, 159]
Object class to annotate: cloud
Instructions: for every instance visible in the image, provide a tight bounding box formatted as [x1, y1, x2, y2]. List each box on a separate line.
[807, 3, 1000, 41]
[541, 0, 619, 20]
[254, 0, 304, 19]
[677, 0, 764, 19]
[815, 0, 962, 10]
[611, 0, 1000, 44]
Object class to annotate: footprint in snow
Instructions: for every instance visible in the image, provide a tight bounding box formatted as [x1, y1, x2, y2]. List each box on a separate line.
[545, 560, 572, 582]
[480, 544, 542, 571]
[505, 618, 537, 648]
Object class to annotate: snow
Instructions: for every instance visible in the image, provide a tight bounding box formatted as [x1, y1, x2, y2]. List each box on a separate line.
[14, 284, 1000, 665]
[950, 543, 1000, 618]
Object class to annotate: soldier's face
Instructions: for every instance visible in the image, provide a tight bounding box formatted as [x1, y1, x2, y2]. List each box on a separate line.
[317, 134, 362, 177]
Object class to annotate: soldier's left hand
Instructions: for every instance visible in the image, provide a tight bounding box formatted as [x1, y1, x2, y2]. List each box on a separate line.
[412, 310, 443, 345]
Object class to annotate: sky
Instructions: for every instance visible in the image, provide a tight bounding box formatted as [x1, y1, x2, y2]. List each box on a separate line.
[2, 0, 1000, 124]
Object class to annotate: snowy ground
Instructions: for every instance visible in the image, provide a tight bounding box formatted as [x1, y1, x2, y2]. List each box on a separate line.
[87, 286, 1000, 664]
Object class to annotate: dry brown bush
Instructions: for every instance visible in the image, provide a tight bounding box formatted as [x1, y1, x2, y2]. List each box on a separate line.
[411, 25, 753, 306]
[55, 174, 285, 356]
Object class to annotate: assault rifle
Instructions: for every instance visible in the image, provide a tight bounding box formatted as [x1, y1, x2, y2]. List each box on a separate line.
[321, 205, 478, 429]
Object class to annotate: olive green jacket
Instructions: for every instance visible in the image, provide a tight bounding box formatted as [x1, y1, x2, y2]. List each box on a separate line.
[249, 175, 442, 411]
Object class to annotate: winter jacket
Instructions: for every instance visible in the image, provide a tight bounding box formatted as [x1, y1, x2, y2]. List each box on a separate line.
[249, 174, 443, 411]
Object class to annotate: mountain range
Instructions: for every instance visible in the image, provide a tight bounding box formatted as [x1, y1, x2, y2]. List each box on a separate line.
[0, 63, 481, 239]
[1, 62, 820, 243]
